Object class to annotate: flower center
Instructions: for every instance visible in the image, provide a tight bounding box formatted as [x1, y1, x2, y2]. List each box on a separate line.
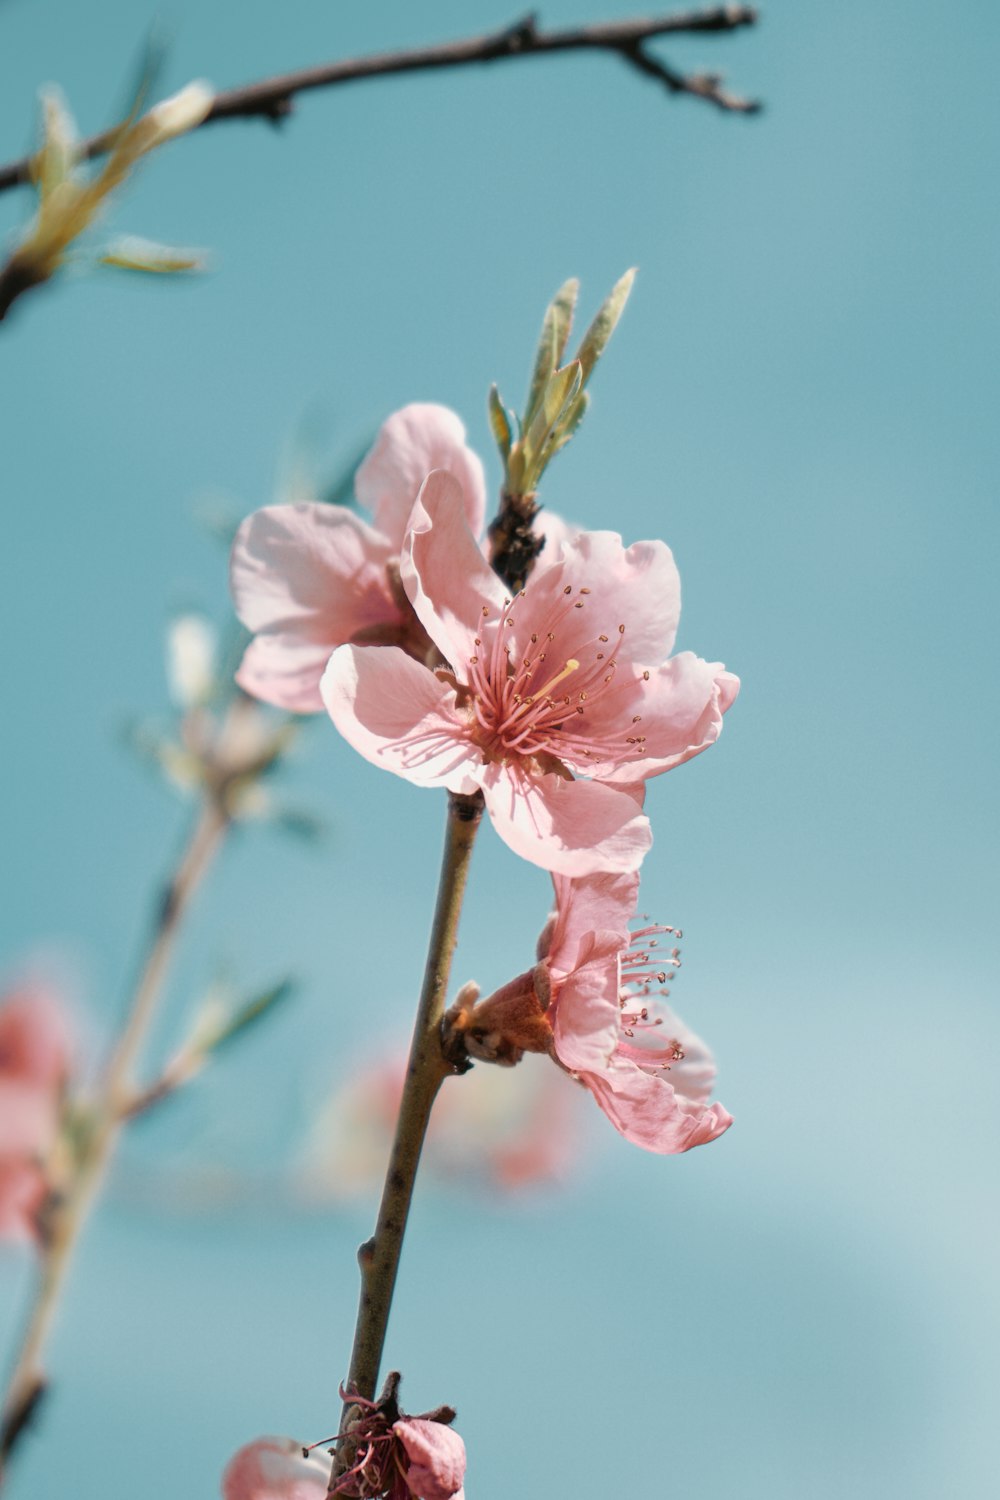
[464, 584, 649, 768]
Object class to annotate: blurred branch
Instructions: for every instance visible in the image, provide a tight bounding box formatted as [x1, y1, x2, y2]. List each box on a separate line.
[0, 7, 760, 194]
[0, 789, 231, 1478]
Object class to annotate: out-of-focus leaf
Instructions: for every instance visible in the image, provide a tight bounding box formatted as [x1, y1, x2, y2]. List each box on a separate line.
[201, 979, 296, 1055]
[99, 235, 205, 274]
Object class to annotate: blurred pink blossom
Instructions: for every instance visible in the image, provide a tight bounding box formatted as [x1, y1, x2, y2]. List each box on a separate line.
[323, 473, 737, 874]
[0, 979, 75, 1244]
[300, 1042, 583, 1203]
[230, 404, 486, 712]
[221, 1436, 329, 1500]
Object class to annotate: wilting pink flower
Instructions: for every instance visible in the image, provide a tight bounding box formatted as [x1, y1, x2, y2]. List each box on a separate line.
[449, 871, 731, 1154]
[0, 980, 74, 1243]
[392, 1421, 465, 1500]
[329, 1388, 465, 1500]
[224, 1391, 465, 1500]
[323, 474, 737, 874]
[230, 404, 486, 712]
[221, 1436, 329, 1500]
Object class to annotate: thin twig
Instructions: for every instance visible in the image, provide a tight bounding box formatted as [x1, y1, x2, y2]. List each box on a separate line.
[0, 7, 759, 194]
[0, 796, 230, 1481]
[331, 791, 483, 1486]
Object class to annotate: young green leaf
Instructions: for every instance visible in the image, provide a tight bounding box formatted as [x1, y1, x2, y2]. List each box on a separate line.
[573, 267, 636, 386]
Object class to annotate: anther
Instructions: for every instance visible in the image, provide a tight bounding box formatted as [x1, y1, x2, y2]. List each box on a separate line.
[580, 587, 591, 595]
[563, 585, 572, 595]
[618, 624, 626, 634]
[632, 715, 641, 723]
[642, 670, 650, 681]
[599, 634, 609, 643]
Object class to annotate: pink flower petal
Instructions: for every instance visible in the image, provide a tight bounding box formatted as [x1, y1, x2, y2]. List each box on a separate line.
[546, 872, 639, 977]
[0, 1156, 46, 1244]
[235, 632, 338, 713]
[356, 403, 486, 548]
[0, 1080, 58, 1156]
[221, 1437, 328, 1500]
[550, 958, 621, 1074]
[592, 654, 739, 783]
[481, 763, 651, 875]
[506, 529, 680, 665]
[0, 983, 73, 1088]
[321, 644, 479, 793]
[583, 1059, 733, 1154]
[401, 471, 507, 680]
[654, 1005, 719, 1106]
[534, 508, 578, 562]
[231, 504, 397, 709]
[394, 1418, 466, 1500]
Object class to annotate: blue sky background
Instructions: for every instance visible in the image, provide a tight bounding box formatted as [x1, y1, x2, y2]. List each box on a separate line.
[1, 1, 998, 1496]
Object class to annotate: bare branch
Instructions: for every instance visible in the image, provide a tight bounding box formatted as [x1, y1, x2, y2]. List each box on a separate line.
[618, 40, 761, 112]
[0, 7, 760, 195]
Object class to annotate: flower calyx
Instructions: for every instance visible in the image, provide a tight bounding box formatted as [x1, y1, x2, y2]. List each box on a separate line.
[441, 973, 554, 1070]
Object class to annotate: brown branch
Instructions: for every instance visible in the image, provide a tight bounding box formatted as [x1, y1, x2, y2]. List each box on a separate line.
[0, 7, 760, 194]
[331, 791, 483, 1487]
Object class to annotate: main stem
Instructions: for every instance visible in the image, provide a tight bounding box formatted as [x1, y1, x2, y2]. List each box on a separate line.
[0, 796, 229, 1478]
[336, 791, 483, 1434]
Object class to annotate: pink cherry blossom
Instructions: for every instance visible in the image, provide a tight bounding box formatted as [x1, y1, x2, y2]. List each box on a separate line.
[230, 404, 486, 712]
[221, 1436, 329, 1500]
[322, 473, 737, 875]
[448, 871, 731, 1154]
[541, 871, 732, 1152]
[0, 980, 74, 1244]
